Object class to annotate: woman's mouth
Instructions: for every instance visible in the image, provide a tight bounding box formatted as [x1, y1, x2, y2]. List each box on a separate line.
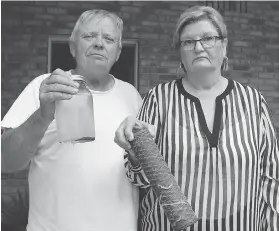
[194, 57, 207, 61]
[192, 57, 209, 64]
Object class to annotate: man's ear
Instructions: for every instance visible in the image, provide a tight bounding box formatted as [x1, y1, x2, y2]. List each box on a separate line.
[69, 40, 76, 58]
[115, 46, 122, 62]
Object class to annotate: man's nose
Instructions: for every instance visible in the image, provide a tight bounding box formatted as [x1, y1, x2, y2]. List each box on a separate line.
[93, 35, 104, 49]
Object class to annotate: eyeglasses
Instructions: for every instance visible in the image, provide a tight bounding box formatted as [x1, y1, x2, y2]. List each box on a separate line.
[180, 36, 224, 50]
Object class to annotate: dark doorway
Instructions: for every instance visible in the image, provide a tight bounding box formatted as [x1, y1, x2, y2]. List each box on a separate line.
[50, 41, 75, 72]
[48, 36, 139, 88]
[111, 44, 136, 85]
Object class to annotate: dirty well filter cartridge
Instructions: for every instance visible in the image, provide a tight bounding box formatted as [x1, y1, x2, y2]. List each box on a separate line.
[130, 126, 198, 231]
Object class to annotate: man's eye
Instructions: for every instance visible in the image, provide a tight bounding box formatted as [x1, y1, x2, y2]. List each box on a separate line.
[82, 35, 94, 40]
[104, 37, 115, 42]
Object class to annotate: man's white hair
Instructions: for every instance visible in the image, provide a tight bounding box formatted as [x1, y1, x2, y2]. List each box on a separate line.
[69, 9, 123, 48]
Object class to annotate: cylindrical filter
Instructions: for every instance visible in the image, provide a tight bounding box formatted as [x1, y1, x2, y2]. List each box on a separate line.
[130, 125, 198, 231]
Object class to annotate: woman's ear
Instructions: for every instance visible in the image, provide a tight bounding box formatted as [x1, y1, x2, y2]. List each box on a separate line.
[221, 38, 228, 71]
[222, 38, 228, 57]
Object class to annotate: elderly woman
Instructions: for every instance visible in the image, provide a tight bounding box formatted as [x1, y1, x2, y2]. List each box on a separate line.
[114, 5, 279, 231]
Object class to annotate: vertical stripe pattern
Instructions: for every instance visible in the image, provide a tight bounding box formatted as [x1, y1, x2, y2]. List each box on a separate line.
[125, 79, 279, 231]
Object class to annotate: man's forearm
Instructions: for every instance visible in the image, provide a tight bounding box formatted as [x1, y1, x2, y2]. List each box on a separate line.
[1, 108, 52, 173]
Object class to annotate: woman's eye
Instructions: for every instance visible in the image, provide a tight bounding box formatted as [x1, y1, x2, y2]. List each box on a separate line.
[202, 36, 214, 42]
[184, 40, 194, 45]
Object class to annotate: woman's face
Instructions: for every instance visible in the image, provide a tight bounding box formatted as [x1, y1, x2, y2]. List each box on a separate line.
[179, 19, 227, 74]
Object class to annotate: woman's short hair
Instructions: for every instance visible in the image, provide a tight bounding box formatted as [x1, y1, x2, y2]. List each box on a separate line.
[69, 9, 123, 48]
[173, 5, 227, 50]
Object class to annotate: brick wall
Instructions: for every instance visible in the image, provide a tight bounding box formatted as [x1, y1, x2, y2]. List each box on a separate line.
[1, 0, 279, 205]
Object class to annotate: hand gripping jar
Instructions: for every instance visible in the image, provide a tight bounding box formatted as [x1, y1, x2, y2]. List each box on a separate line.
[55, 75, 95, 143]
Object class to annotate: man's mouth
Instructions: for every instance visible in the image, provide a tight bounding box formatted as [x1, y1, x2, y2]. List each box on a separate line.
[89, 53, 106, 59]
[92, 54, 103, 57]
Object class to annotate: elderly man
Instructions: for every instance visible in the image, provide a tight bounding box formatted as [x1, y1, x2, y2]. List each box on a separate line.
[2, 9, 142, 231]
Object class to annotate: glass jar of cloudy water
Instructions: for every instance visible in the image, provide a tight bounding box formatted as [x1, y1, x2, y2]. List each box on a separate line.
[55, 75, 95, 143]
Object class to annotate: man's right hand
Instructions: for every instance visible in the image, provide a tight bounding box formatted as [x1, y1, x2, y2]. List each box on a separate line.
[39, 68, 79, 122]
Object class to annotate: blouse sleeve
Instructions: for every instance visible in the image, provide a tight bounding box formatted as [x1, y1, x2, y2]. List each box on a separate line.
[259, 95, 279, 231]
[124, 88, 161, 188]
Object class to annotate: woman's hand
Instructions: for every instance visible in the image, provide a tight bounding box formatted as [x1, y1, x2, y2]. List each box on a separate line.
[114, 116, 156, 150]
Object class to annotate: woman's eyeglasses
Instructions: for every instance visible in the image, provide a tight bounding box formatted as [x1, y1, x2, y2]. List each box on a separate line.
[180, 36, 225, 50]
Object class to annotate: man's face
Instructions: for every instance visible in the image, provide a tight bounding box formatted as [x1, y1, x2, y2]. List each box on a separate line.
[70, 17, 121, 75]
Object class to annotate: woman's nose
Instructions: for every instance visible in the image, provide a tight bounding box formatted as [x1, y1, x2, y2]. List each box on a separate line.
[194, 41, 204, 52]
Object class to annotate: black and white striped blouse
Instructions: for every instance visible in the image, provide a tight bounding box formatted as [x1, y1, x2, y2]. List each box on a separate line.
[125, 78, 279, 231]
